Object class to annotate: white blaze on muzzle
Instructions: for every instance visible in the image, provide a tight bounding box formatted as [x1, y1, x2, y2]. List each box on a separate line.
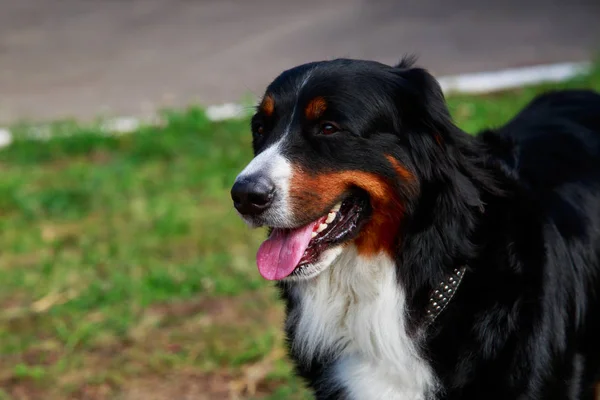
[233, 142, 294, 228]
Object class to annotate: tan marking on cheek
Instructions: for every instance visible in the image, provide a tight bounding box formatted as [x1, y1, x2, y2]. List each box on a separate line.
[289, 167, 407, 257]
[304, 96, 327, 120]
[260, 94, 275, 116]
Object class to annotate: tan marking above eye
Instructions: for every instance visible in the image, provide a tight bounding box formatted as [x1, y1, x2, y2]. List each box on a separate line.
[305, 96, 328, 120]
[260, 94, 275, 116]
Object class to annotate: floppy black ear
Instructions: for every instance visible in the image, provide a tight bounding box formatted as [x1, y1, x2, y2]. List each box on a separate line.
[392, 60, 454, 136]
[391, 58, 500, 199]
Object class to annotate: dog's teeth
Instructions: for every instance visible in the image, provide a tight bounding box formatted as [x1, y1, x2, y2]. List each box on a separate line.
[332, 202, 342, 212]
[311, 232, 317, 238]
[325, 212, 336, 224]
[316, 223, 328, 233]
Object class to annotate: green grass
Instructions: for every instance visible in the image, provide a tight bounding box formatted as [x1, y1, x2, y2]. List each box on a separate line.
[1, 66, 599, 399]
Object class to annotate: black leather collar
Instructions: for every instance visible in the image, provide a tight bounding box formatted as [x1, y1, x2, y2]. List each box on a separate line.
[423, 267, 467, 328]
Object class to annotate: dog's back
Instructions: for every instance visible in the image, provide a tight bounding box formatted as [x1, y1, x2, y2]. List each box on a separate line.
[474, 90, 600, 398]
[480, 90, 600, 199]
[502, 90, 600, 136]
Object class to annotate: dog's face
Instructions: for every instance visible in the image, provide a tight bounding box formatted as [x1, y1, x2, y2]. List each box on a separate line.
[231, 59, 448, 281]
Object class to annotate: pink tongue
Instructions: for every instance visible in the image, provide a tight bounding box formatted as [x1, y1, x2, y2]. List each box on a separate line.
[256, 220, 321, 280]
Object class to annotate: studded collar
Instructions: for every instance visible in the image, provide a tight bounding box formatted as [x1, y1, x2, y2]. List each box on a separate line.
[423, 267, 467, 329]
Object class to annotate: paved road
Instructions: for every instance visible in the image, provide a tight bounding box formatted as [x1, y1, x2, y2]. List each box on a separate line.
[0, 0, 599, 123]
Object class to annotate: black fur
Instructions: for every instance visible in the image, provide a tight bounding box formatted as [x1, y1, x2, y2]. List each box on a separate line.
[249, 58, 600, 399]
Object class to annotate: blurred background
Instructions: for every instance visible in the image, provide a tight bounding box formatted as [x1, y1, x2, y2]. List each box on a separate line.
[2, 0, 600, 122]
[0, 1, 598, 399]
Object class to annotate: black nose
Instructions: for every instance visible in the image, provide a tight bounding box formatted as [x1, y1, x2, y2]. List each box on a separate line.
[231, 176, 275, 216]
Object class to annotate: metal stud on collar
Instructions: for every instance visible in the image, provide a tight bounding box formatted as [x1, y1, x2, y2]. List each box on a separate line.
[424, 266, 466, 328]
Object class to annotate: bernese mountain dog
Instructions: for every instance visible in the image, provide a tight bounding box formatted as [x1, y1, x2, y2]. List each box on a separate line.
[230, 58, 600, 399]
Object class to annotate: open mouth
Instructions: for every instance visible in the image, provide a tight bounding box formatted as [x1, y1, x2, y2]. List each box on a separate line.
[256, 193, 370, 281]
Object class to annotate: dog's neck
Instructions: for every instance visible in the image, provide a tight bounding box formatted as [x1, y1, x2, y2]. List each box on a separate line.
[395, 131, 504, 325]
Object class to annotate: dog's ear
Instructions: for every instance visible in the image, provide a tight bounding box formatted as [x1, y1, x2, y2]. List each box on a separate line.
[391, 59, 453, 136]
[390, 59, 492, 196]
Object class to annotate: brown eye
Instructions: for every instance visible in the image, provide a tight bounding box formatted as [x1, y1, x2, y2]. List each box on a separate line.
[253, 123, 264, 136]
[320, 122, 339, 135]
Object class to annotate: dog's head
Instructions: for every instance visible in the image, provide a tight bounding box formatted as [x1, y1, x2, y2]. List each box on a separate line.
[231, 58, 481, 282]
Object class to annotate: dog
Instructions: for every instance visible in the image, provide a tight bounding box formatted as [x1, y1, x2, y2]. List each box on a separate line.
[230, 57, 600, 399]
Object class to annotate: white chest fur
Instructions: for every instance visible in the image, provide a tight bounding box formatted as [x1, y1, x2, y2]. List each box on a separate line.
[288, 247, 436, 400]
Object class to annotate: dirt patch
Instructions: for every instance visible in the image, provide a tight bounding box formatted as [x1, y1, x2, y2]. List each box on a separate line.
[3, 382, 48, 400]
[119, 359, 294, 400]
[145, 291, 283, 330]
[119, 371, 233, 400]
[1, 290, 299, 400]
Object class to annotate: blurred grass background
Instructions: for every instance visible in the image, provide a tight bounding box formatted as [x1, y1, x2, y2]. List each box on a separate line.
[0, 67, 599, 400]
